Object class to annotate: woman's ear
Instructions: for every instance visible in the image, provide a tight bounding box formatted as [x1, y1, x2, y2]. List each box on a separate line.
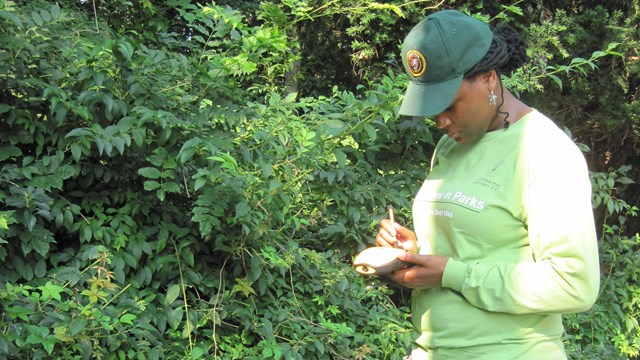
[480, 70, 499, 89]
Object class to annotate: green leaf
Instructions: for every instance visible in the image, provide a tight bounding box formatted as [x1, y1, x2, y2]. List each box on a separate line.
[618, 177, 635, 185]
[82, 226, 92, 242]
[74, 106, 90, 120]
[148, 148, 169, 167]
[132, 128, 146, 147]
[5, 306, 34, 321]
[34, 260, 46, 278]
[70, 143, 83, 162]
[32, 235, 51, 256]
[26, 334, 41, 346]
[95, 138, 106, 155]
[0, 10, 23, 27]
[232, 277, 256, 297]
[235, 200, 251, 218]
[247, 254, 262, 283]
[156, 228, 169, 252]
[26, 325, 49, 341]
[363, 124, 377, 142]
[53, 326, 73, 342]
[178, 138, 202, 164]
[161, 182, 181, 193]
[334, 149, 346, 168]
[66, 128, 92, 138]
[118, 41, 134, 62]
[320, 223, 346, 235]
[138, 167, 161, 179]
[119, 314, 136, 325]
[263, 318, 274, 340]
[70, 317, 88, 335]
[165, 284, 181, 305]
[0, 145, 21, 161]
[500, 4, 523, 15]
[570, 57, 587, 65]
[168, 307, 183, 330]
[179, 147, 196, 164]
[607, 199, 615, 215]
[50, 4, 61, 20]
[54, 266, 82, 286]
[190, 347, 204, 359]
[113, 137, 126, 155]
[322, 119, 347, 136]
[547, 74, 563, 90]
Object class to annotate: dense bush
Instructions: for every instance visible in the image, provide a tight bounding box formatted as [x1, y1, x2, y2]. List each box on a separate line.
[0, 1, 426, 358]
[0, 0, 638, 359]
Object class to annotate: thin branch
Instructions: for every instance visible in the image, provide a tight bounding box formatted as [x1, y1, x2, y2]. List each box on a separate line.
[92, 0, 99, 33]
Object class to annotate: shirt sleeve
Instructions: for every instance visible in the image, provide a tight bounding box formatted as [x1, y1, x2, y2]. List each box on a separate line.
[441, 158, 600, 315]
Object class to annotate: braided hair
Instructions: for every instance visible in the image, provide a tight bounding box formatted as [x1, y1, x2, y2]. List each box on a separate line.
[464, 24, 529, 129]
[464, 24, 528, 78]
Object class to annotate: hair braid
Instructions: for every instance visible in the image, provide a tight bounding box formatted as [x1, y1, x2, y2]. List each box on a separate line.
[463, 23, 528, 129]
[464, 24, 528, 79]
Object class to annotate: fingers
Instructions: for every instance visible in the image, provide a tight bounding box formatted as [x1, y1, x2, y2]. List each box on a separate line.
[389, 255, 448, 289]
[382, 218, 398, 237]
[396, 225, 416, 241]
[388, 262, 425, 286]
[389, 266, 416, 284]
[376, 219, 417, 250]
[375, 219, 397, 247]
[397, 251, 425, 266]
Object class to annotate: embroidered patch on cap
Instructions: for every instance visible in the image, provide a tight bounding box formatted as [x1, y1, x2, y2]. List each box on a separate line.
[406, 50, 426, 77]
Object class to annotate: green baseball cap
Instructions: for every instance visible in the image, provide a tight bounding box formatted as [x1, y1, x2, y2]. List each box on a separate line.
[399, 10, 493, 117]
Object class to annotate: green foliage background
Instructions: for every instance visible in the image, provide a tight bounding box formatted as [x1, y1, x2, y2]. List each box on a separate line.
[0, 0, 638, 359]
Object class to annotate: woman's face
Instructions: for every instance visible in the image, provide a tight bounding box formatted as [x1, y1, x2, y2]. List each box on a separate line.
[434, 72, 500, 144]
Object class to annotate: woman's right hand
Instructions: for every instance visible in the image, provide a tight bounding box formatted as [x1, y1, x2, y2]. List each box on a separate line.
[376, 219, 418, 252]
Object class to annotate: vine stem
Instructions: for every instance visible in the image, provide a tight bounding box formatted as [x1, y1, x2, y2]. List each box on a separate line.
[211, 257, 229, 358]
[101, 284, 131, 309]
[172, 237, 194, 352]
[92, 0, 99, 33]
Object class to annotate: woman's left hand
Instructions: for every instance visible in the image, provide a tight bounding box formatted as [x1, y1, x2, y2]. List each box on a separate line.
[389, 252, 449, 289]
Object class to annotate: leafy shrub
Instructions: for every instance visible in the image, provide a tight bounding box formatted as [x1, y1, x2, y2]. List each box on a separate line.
[1, 1, 639, 359]
[0, 1, 422, 358]
[564, 165, 639, 359]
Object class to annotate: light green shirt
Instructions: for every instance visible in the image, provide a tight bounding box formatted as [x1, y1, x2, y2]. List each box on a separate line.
[411, 110, 600, 359]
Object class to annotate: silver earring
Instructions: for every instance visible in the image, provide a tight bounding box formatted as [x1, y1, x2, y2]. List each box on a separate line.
[489, 89, 497, 106]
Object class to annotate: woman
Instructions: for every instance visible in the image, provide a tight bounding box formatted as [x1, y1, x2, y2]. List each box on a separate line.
[376, 10, 600, 360]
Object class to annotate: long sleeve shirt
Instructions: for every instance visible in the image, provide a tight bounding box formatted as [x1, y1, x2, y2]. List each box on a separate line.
[411, 109, 600, 359]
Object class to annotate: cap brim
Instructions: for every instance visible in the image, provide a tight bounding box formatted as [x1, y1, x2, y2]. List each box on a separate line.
[399, 76, 463, 117]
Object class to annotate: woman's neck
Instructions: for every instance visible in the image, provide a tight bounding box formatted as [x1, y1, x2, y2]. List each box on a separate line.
[488, 90, 532, 131]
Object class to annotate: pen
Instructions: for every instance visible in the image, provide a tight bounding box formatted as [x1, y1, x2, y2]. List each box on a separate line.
[387, 205, 398, 248]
